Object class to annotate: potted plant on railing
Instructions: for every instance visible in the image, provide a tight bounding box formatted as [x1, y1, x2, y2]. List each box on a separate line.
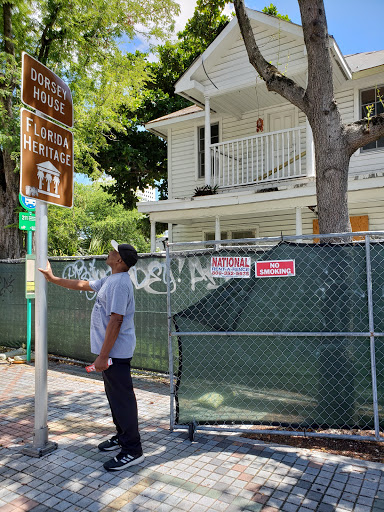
[193, 185, 219, 197]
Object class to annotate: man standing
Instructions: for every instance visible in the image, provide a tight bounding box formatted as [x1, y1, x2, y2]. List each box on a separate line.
[38, 240, 144, 471]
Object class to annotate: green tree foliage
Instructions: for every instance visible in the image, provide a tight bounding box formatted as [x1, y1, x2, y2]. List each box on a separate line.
[0, 0, 179, 258]
[262, 4, 291, 22]
[48, 182, 150, 256]
[95, 0, 232, 210]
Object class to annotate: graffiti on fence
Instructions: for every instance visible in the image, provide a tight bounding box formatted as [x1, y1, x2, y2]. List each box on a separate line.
[130, 260, 170, 295]
[0, 275, 15, 300]
[61, 257, 219, 299]
[62, 259, 111, 300]
[130, 257, 219, 294]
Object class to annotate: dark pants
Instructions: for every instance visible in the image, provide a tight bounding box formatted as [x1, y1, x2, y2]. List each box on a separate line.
[102, 358, 142, 456]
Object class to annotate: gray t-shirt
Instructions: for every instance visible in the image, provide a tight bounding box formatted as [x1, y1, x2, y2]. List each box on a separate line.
[89, 272, 136, 358]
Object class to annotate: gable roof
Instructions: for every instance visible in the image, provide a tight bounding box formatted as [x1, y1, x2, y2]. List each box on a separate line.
[174, 9, 304, 96]
[146, 9, 383, 134]
[345, 50, 384, 74]
[146, 105, 203, 126]
[175, 8, 351, 103]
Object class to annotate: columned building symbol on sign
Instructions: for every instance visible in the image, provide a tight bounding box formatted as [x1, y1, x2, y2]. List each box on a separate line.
[36, 161, 61, 198]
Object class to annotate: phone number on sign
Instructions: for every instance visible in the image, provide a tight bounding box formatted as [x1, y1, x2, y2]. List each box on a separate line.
[211, 270, 250, 277]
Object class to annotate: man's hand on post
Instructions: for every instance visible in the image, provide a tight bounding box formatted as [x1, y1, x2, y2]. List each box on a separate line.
[38, 261, 55, 282]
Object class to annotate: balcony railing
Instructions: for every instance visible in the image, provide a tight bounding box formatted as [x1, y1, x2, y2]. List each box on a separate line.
[210, 126, 307, 188]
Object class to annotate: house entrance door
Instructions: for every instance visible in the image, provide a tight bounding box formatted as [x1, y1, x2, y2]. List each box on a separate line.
[269, 110, 296, 132]
[267, 110, 298, 180]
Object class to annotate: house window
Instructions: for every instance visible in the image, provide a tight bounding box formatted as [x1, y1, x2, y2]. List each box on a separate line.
[198, 123, 219, 178]
[204, 231, 228, 241]
[204, 229, 257, 242]
[361, 86, 384, 151]
[231, 230, 256, 240]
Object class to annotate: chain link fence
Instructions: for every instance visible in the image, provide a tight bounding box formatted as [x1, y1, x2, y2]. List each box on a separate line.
[166, 232, 384, 441]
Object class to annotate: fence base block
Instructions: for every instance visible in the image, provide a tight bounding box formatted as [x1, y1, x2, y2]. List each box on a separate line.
[22, 441, 58, 458]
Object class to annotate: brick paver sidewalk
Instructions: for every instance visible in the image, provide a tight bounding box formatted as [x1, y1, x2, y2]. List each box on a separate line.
[0, 362, 383, 512]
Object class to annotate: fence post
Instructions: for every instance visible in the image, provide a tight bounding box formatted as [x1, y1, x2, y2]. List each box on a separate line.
[166, 243, 175, 431]
[365, 235, 381, 440]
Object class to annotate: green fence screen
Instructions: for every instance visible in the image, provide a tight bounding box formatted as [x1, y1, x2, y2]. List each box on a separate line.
[0, 255, 169, 372]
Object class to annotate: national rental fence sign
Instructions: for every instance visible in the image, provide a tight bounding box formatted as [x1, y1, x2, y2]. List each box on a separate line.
[211, 256, 251, 278]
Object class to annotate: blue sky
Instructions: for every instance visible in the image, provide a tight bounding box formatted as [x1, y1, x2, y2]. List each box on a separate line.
[242, 1, 383, 55]
[131, 1, 383, 56]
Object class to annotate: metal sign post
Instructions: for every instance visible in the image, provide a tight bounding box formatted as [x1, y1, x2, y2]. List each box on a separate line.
[20, 52, 73, 457]
[24, 200, 58, 456]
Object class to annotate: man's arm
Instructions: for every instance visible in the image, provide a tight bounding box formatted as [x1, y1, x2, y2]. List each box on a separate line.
[93, 313, 124, 371]
[38, 261, 93, 291]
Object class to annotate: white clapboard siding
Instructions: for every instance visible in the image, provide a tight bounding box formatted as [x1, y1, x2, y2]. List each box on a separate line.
[221, 104, 304, 141]
[171, 210, 308, 243]
[201, 25, 306, 93]
[335, 89, 355, 124]
[171, 125, 197, 199]
[171, 200, 384, 244]
[336, 77, 384, 174]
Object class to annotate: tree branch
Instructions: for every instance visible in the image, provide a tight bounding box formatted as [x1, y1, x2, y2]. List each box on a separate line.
[37, 6, 61, 64]
[3, 2, 15, 57]
[345, 114, 384, 155]
[233, 0, 308, 114]
[297, 0, 334, 108]
[1, 2, 15, 110]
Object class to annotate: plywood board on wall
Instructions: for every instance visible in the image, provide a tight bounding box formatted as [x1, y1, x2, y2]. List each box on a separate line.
[313, 215, 369, 242]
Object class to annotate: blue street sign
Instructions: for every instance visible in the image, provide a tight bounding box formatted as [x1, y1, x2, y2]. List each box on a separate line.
[19, 193, 36, 211]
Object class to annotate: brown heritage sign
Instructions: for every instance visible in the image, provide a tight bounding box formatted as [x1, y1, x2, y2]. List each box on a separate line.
[20, 108, 73, 208]
[21, 52, 73, 128]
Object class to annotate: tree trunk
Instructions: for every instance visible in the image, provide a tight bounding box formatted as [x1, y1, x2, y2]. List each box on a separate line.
[0, 150, 24, 259]
[312, 125, 351, 235]
[233, 0, 358, 236]
[0, 3, 24, 259]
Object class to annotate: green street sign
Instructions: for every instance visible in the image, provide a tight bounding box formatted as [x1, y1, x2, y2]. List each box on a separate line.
[19, 212, 36, 231]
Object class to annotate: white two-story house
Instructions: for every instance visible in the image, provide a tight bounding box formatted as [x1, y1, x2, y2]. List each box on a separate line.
[138, 8, 384, 250]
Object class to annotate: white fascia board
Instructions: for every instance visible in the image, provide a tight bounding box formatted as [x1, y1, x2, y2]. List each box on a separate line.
[329, 37, 352, 80]
[145, 109, 205, 133]
[190, 80, 205, 94]
[246, 9, 303, 37]
[138, 180, 317, 216]
[175, 16, 239, 94]
[145, 126, 168, 139]
[352, 65, 384, 80]
[138, 174, 384, 224]
[138, 190, 317, 224]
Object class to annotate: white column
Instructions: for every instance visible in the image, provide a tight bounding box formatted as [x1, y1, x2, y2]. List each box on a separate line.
[306, 118, 315, 177]
[296, 207, 303, 241]
[215, 215, 221, 241]
[150, 219, 156, 253]
[205, 96, 211, 186]
[168, 223, 173, 244]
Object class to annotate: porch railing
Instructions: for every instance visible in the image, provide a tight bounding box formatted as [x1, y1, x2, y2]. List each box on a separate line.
[211, 126, 307, 188]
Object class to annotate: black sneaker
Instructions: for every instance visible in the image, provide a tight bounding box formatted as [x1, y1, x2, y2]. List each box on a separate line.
[98, 435, 120, 452]
[103, 452, 145, 471]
